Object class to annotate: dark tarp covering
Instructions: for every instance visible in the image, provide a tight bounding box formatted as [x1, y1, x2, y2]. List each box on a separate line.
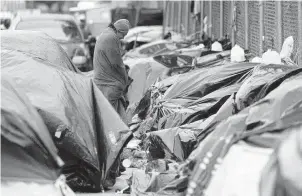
[1, 46, 132, 191]
[1, 76, 62, 183]
[157, 112, 193, 130]
[179, 83, 241, 125]
[145, 93, 236, 163]
[254, 68, 302, 104]
[132, 62, 252, 140]
[1, 30, 79, 73]
[136, 63, 248, 132]
[235, 64, 295, 110]
[186, 71, 302, 196]
[147, 123, 199, 161]
[163, 62, 257, 100]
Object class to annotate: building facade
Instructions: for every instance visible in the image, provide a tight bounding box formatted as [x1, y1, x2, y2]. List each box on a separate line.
[164, 1, 302, 64]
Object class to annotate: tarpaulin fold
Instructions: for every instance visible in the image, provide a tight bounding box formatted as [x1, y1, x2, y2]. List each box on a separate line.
[1, 32, 132, 191]
[235, 64, 294, 111]
[1, 76, 61, 183]
[163, 62, 256, 100]
[186, 71, 302, 196]
[1, 30, 78, 73]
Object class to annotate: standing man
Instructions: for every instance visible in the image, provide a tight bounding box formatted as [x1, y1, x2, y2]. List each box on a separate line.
[93, 19, 131, 123]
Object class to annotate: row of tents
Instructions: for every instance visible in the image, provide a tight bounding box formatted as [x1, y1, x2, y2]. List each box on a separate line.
[1, 25, 301, 196]
[118, 29, 302, 195]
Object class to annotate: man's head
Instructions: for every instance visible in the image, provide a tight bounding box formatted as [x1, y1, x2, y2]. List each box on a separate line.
[114, 19, 130, 40]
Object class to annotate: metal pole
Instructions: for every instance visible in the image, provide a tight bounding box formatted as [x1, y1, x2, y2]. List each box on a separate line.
[245, 1, 249, 49]
[171, 1, 175, 31]
[193, 1, 196, 39]
[220, 0, 224, 38]
[200, 1, 204, 40]
[259, 0, 264, 55]
[178, 1, 182, 33]
[231, 0, 235, 46]
[298, 1, 302, 65]
[163, 0, 169, 38]
[185, 0, 190, 37]
[209, 1, 212, 38]
[276, 1, 283, 52]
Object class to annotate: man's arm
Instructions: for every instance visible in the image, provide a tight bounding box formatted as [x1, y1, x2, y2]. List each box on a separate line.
[104, 38, 128, 82]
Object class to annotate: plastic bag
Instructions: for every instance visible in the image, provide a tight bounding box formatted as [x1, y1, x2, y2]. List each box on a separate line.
[211, 41, 223, 52]
[261, 49, 282, 65]
[280, 36, 294, 59]
[231, 44, 245, 62]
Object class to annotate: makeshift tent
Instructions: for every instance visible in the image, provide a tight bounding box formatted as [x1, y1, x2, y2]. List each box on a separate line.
[163, 62, 256, 100]
[1, 30, 79, 73]
[235, 64, 295, 111]
[255, 68, 302, 104]
[147, 123, 201, 161]
[186, 71, 302, 196]
[1, 36, 132, 191]
[127, 57, 167, 105]
[131, 62, 254, 140]
[128, 55, 194, 106]
[1, 75, 62, 182]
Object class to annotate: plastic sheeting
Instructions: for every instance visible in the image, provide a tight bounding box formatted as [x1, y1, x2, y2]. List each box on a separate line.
[180, 83, 241, 125]
[1, 46, 132, 191]
[163, 62, 256, 100]
[127, 58, 167, 105]
[147, 125, 199, 161]
[1, 76, 62, 183]
[254, 68, 302, 104]
[235, 64, 295, 110]
[186, 71, 302, 196]
[145, 94, 236, 164]
[1, 30, 79, 73]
